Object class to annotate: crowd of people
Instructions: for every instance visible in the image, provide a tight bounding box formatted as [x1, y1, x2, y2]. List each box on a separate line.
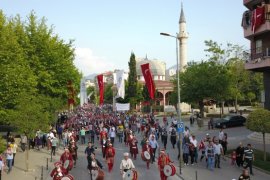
[0, 103, 259, 180]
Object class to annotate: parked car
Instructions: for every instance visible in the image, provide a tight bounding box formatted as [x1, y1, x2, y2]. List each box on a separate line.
[214, 114, 246, 128]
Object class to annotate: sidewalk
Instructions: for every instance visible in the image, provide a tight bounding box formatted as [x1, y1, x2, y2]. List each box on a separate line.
[156, 116, 270, 180]
[2, 147, 63, 180]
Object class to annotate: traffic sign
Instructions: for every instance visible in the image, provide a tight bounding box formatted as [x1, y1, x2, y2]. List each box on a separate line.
[177, 122, 184, 133]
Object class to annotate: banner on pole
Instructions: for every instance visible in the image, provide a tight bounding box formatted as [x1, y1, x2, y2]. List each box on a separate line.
[116, 103, 130, 111]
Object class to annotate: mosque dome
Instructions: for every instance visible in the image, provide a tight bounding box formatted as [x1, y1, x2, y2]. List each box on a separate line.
[136, 57, 166, 81]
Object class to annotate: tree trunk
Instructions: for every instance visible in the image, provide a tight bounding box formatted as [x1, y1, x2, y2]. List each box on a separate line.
[263, 132, 266, 161]
[199, 101, 204, 118]
[221, 101, 225, 114]
[235, 95, 238, 113]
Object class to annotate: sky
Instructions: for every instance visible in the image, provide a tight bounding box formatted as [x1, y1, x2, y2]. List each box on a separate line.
[0, 0, 248, 76]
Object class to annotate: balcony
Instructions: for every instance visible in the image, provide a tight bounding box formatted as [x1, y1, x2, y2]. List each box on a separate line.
[244, 0, 264, 9]
[243, 15, 270, 40]
[245, 47, 270, 71]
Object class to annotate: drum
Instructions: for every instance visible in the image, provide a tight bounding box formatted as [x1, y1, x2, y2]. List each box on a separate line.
[132, 170, 138, 180]
[141, 151, 151, 161]
[92, 169, 105, 180]
[163, 164, 176, 177]
[125, 170, 133, 180]
[61, 174, 74, 180]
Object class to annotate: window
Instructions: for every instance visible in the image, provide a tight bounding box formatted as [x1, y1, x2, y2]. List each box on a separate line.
[255, 39, 262, 54]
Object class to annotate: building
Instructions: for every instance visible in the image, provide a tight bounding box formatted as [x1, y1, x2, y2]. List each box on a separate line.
[242, 0, 270, 109]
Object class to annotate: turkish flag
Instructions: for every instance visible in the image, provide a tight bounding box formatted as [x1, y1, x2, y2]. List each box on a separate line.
[97, 74, 104, 105]
[141, 63, 155, 99]
[252, 6, 265, 33]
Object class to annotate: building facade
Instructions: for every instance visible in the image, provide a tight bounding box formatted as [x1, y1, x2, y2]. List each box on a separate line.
[242, 0, 270, 109]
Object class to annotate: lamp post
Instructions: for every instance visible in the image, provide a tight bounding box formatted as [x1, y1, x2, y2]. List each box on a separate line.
[160, 32, 182, 175]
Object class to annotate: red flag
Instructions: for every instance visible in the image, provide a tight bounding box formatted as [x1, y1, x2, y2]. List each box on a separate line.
[252, 6, 265, 33]
[97, 74, 104, 105]
[141, 63, 155, 99]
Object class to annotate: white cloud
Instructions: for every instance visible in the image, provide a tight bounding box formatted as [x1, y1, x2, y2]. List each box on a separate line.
[74, 47, 116, 76]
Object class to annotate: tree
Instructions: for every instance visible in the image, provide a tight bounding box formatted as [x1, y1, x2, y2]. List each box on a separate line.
[247, 109, 270, 161]
[247, 92, 256, 105]
[127, 52, 138, 109]
[180, 61, 231, 117]
[104, 84, 113, 104]
[87, 86, 96, 103]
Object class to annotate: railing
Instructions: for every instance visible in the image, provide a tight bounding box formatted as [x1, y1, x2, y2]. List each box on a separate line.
[244, 47, 270, 61]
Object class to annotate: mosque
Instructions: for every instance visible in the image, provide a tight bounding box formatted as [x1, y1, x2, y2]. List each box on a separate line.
[81, 4, 191, 113]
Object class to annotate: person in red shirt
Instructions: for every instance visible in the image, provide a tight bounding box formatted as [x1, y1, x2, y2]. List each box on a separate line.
[50, 162, 67, 180]
[100, 128, 108, 144]
[60, 148, 73, 173]
[142, 140, 153, 169]
[158, 149, 173, 180]
[105, 143, 115, 172]
[130, 137, 139, 160]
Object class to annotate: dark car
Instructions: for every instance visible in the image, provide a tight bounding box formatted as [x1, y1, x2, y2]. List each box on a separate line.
[214, 115, 246, 128]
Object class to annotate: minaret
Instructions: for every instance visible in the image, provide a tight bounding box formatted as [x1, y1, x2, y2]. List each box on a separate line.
[178, 3, 188, 72]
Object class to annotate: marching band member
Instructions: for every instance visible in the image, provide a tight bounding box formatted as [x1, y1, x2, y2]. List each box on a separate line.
[60, 148, 73, 173]
[105, 143, 116, 172]
[120, 152, 135, 180]
[142, 140, 153, 169]
[68, 142, 78, 168]
[158, 149, 173, 180]
[50, 162, 67, 180]
[130, 136, 139, 160]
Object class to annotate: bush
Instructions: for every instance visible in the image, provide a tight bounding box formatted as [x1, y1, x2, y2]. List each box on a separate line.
[0, 136, 6, 154]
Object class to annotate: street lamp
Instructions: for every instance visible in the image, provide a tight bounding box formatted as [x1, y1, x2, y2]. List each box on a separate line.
[160, 32, 183, 175]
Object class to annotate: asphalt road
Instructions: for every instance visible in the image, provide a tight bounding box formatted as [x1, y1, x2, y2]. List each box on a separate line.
[69, 133, 180, 180]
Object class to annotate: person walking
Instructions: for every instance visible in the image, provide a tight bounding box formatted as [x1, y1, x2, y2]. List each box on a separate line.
[11, 142, 17, 166]
[205, 140, 215, 171]
[109, 127, 116, 146]
[5, 145, 13, 173]
[161, 126, 168, 149]
[214, 140, 223, 168]
[182, 136, 190, 165]
[85, 142, 95, 157]
[51, 137, 58, 156]
[189, 134, 198, 164]
[170, 127, 177, 149]
[199, 138, 206, 162]
[105, 143, 115, 172]
[20, 134, 27, 152]
[80, 127, 86, 145]
[120, 152, 135, 180]
[236, 142, 245, 167]
[158, 149, 173, 180]
[243, 144, 254, 175]
[149, 135, 159, 163]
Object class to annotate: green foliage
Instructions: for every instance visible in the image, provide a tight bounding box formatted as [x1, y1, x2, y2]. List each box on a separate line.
[247, 109, 270, 134]
[0, 11, 81, 135]
[104, 84, 113, 104]
[0, 136, 6, 154]
[87, 86, 96, 102]
[127, 52, 138, 108]
[180, 60, 231, 104]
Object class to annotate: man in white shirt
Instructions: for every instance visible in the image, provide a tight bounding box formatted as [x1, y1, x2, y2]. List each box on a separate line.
[189, 134, 198, 164]
[218, 129, 224, 144]
[149, 135, 159, 163]
[214, 140, 223, 168]
[120, 152, 135, 179]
